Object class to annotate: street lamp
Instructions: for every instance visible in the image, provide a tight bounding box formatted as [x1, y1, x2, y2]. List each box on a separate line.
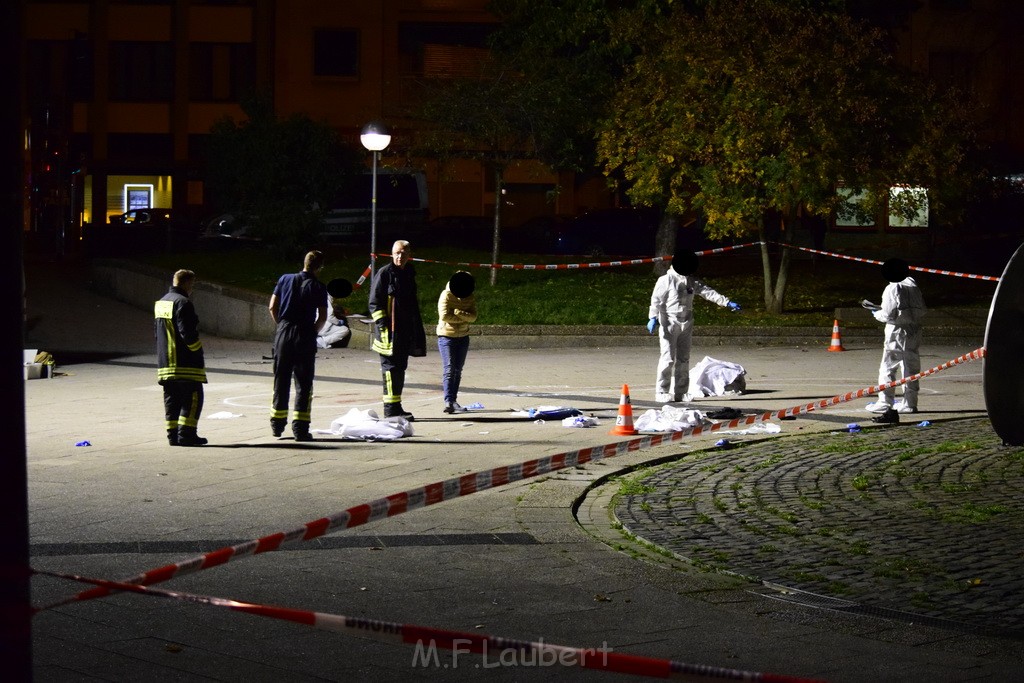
[360, 121, 391, 281]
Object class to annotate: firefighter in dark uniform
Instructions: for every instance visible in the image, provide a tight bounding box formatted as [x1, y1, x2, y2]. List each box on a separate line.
[369, 240, 426, 420]
[155, 269, 208, 446]
[268, 250, 327, 441]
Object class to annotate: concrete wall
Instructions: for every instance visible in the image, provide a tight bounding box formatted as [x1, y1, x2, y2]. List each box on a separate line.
[88, 261, 984, 350]
[89, 259, 371, 346]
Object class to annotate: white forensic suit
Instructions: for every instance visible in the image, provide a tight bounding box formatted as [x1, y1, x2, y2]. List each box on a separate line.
[872, 277, 927, 409]
[648, 269, 731, 402]
[316, 312, 350, 349]
[316, 292, 352, 349]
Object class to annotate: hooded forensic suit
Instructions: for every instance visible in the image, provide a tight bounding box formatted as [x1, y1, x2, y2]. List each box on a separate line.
[871, 260, 927, 411]
[648, 259, 732, 402]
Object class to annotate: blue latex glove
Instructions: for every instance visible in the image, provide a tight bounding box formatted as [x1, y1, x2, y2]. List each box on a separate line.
[646, 317, 658, 334]
[727, 301, 741, 312]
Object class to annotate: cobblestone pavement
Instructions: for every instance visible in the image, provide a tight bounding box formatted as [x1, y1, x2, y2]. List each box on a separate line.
[615, 415, 1024, 638]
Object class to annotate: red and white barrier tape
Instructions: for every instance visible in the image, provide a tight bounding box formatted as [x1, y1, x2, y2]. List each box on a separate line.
[353, 263, 372, 288]
[383, 241, 764, 271]
[369, 240, 998, 282]
[40, 348, 986, 613]
[694, 241, 762, 256]
[398, 254, 673, 270]
[775, 244, 1000, 282]
[686, 347, 985, 429]
[37, 570, 822, 683]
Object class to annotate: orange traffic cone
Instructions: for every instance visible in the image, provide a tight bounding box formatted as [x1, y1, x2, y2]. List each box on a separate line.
[610, 384, 638, 436]
[827, 319, 846, 352]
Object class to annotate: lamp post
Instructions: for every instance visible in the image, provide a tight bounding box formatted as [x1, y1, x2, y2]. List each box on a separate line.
[360, 121, 391, 281]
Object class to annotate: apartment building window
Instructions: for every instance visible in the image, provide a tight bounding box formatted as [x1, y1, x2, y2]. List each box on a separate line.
[109, 41, 174, 101]
[108, 133, 173, 160]
[189, 43, 255, 101]
[835, 188, 875, 228]
[71, 33, 94, 101]
[835, 185, 928, 230]
[313, 29, 359, 78]
[931, 0, 970, 10]
[398, 22, 494, 79]
[27, 39, 93, 102]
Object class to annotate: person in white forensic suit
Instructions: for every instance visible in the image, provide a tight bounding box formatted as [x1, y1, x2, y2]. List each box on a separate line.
[864, 258, 927, 415]
[316, 299, 351, 349]
[647, 251, 740, 403]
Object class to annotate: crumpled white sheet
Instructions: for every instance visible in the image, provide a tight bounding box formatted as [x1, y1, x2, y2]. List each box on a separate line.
[316, 408, 414, 441]
[635, 405, 707, 433]
[688, 356, 747, 398]
[562, 415, 600, 428]
[715, 422, 782, 436]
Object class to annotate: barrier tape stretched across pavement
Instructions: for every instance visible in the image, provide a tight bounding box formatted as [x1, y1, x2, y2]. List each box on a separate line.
[39, 348, 985, 613]
[38, 570, 823, 683]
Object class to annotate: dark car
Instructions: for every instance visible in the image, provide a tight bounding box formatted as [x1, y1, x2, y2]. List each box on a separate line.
[549, 207, 661, 257]
[505, 214, 574, 253]
[198, 213, 260, 247]
[86, 207, 197, 255]
[426, 215, 495, 248]
[111, 208, 176, 227]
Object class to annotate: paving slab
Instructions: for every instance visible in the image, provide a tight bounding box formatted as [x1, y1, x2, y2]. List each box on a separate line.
[20, 256, 1023, 682]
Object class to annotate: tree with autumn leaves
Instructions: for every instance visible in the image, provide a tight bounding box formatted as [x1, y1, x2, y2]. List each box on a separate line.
[596, 0, 977, 312]
[477, 0, 980, 311]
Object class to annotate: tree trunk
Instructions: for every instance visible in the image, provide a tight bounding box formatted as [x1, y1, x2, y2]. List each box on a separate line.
[490, 168, 504, 286]
[760, 214, 794, 314]
[759, 224, 776, 311]
[653, 212, 678, 277]
[771, 235, 793, 314]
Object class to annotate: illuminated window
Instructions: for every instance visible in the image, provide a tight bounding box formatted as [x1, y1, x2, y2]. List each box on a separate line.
[888, 186, 929, 228]
[835, 187, 874, 227]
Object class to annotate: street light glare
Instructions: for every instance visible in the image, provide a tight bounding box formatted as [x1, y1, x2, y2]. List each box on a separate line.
[362, 120, 391, 281]
[360, 121, 391, 151]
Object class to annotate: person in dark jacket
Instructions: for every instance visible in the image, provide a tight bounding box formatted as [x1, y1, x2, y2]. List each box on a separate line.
[369, 240, 426, 420]
[269, 250, 327, 441]
[155, 269, 208, 446]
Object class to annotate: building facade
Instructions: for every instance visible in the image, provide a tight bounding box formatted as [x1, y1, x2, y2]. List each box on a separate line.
[20, 0, 1024, 252]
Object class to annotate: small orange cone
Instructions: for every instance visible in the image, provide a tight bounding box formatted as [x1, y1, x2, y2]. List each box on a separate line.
[610, 384, 638, 436]
[827, 319, 846, 352]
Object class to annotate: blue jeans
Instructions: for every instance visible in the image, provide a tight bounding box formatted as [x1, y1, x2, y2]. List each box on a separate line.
[437, 335, 470, 404]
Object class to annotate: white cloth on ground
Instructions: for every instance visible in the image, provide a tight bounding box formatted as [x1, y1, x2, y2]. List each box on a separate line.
[688, 356, 747, 398]
[317, 408, 413, 440]
[635, 405, 706, 433]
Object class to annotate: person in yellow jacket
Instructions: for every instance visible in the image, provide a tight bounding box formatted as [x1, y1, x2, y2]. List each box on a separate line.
[436, 271, 477, 414]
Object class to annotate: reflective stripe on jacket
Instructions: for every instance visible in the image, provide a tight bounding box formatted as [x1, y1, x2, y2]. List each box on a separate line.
[155, 287, 207, 383]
